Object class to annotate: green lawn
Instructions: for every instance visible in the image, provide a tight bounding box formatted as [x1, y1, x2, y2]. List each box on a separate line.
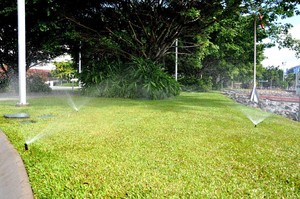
[0, 92, 299, 198]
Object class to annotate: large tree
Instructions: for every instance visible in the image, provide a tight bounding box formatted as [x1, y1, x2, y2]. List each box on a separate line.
[1, 0, 299, 95]
[175, 0, 300, 88]
[0, 0, 68, 73]
[60, 0, 242, 62]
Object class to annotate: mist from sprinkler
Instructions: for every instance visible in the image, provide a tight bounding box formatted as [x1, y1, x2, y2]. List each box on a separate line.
[25, 131, 48, 146]
[22, 93, 91, 151]
[66, 93, 90, 112]
[24, 121, 59, 149]
[238, 105, 271, 127]
[23, 96, 85, 150]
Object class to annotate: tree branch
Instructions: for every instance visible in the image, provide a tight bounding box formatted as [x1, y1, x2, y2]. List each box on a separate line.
[64, 15, 101, 36]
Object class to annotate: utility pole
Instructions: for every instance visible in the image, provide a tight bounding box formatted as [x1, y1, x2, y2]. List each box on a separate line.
[17, 0, 27, 106]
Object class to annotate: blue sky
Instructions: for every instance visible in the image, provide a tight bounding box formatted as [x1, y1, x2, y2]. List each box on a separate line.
[262, 10, 300, 71]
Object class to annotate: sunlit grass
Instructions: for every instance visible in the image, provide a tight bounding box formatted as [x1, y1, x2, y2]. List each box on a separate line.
[0, 92, 299, 198]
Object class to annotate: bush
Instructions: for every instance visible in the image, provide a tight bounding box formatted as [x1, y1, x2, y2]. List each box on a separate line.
[127, 58, 181, 99]
[198, 77, 212, 91]
[27, 75, 51, 93]
[0, 73, 9, 92]
[83, 58, 181, 99]
[179, 76, 212, 92]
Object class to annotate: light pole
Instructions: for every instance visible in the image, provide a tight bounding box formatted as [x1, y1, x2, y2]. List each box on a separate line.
[296, 72, 300, 121]
[79, 41, 82, 74]
[17, 0, 27, 106]
[250, 14, 259, 103]
[175, 38, 178, 81]
[78, 41, 82, 87]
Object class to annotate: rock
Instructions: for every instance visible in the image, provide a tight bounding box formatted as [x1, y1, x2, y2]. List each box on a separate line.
[223, 89, 299, 121]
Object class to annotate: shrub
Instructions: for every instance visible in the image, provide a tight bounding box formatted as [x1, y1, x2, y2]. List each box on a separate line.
[83, 58, 181, 99]
[198, 77, 212, 92]
[27, 74, 51, 93]
[179, 76, 212, 92]
[0, 73, 9, 92]
[126, 58, 181, 99]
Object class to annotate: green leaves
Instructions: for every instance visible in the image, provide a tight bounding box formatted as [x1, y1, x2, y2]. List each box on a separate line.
[82, 58, 180, 99]
[181, 7, 200, 19]
[52, 61, 76, 80]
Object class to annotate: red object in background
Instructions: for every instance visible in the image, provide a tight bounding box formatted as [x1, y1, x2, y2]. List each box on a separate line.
[259, 14, 264, 29]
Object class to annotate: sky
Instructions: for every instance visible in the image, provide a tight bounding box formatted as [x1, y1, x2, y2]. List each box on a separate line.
[261, 12, 300, 71]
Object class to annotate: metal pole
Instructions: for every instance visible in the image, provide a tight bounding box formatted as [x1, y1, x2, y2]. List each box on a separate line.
[253, 16, 257, 89]
[79, 41, 82, 74]
[298, 96, 300, 122]
[250, 15, 259, 103]
[175, 39, 178, 81]
[18, 0, 27, 105]
[78, 41, 82, 87]
[296, 72, 300, 121]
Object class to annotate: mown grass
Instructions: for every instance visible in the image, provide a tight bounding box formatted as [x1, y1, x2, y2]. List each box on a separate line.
[0, 92, 299, 198]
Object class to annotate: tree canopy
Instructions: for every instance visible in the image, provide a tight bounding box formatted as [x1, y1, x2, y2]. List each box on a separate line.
[0, 0, 299, 97]
[0, 0, 68, 73]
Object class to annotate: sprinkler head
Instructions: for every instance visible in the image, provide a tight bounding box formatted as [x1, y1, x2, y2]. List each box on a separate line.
[24, 143, 28, 151]
[254, 125, 257, 127]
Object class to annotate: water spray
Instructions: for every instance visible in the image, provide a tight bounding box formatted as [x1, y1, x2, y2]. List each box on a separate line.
[24, 143, 28, 151]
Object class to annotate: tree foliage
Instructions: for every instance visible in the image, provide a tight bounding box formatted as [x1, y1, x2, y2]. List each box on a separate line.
[0, 0, 68, 73]
[0, 0, 299, 96]
[61, 0, 241, 62]
[260, 66, 285, 88]
[52, 61, 76, 80]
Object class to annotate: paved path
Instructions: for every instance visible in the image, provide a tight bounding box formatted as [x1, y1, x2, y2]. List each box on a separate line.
[0, 131, 33, 199]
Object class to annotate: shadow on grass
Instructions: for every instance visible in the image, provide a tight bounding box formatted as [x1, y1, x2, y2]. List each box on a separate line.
[140, 92, 237, 113]
[4, 91, 238, 115]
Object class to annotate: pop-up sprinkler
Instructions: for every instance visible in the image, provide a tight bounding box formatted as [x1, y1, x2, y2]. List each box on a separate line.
[24, 143, 28, 151]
